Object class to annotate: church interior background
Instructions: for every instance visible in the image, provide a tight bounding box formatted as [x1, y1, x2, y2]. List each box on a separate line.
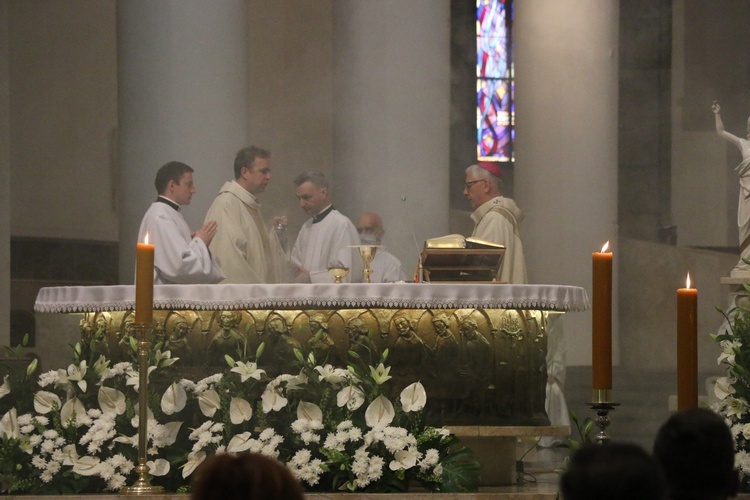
[1, 0, 749, 455]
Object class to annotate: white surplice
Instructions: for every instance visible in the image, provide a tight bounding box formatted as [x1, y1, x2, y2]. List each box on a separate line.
[291, 208, 359, 283]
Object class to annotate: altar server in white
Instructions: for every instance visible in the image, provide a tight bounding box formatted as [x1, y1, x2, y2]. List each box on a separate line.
[355, 212, 406, 283]
[463, 162, 527, 284]
[205, 146, 287, 283]
[291, 171, 359, 283]
[137, 161, 225, 284]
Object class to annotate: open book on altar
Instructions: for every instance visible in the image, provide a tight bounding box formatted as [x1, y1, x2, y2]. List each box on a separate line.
[420, 234, 505, 282]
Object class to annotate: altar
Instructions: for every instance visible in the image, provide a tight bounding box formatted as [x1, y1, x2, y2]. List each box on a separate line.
[35, 282, 589, 427]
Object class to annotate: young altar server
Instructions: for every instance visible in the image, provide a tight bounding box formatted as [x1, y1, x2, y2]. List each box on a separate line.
[137, 161, 225, 284]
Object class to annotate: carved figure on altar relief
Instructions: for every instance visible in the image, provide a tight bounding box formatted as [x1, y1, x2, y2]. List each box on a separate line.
[307, 313, 340, 365]
[165, 318, 192, 360]
[390, 315, 429, 378]
[713, 101, 750, 276]
[118, 316, 136, 360]
[430, 314, 459, 379]
[346, 317, 379, 366]
[265, 316, 301, 375]
[458, 317, 491, 382]
[206, 311, 243, 365]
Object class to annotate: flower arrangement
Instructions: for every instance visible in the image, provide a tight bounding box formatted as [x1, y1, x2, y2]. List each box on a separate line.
[0, 334, 479, 494]
[711, 292, 750, 488]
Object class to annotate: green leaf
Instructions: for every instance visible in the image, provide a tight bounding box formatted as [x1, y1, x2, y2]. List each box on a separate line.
[439, 446, 480, 492]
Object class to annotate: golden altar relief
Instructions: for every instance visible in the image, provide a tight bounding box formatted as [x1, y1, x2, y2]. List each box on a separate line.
[37, 283, 589, 426]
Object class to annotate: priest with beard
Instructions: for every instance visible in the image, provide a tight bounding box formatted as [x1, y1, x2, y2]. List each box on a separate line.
[137, 161, 224, 284]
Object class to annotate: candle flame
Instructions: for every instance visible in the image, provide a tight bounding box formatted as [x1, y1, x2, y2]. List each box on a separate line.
[601, 241, 610, 253]
[686, 272, 691, 289]
[144, 233, 149, 245]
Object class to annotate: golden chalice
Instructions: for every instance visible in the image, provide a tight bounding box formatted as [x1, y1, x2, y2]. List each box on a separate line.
[328, 266, 350, 284]
[355, 245, 380, 283]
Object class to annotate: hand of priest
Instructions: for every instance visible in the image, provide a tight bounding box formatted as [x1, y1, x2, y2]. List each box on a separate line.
[195, 220, 218, 246]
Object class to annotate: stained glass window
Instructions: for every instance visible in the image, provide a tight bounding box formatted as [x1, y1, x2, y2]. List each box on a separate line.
[477, 0, 513, 162]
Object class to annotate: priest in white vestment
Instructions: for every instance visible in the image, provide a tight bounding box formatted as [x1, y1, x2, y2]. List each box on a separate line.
[463, 162, 527, 285]
[291, 172, 359, 283]
[137, 161, 225, 284]
[205, 146, 287, 283]
[353, 212, 406, 283]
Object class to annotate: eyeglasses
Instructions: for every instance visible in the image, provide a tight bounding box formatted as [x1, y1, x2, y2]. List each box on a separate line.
[464, 179, 486, 190]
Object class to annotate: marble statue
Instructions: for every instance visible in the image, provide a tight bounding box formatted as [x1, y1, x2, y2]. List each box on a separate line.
[713, 101, 750, 276]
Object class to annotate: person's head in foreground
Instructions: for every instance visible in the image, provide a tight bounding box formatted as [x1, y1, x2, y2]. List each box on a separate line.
[560, 441, 666, 500]
[191, 452, 305, 500]
[653, 407, 739, 500]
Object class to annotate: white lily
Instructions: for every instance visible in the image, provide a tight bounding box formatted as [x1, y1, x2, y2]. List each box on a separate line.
[155, 349, 179, 368]
[147, 458, 170, 477]
[297, 401, 323, 423]
[92, 355, 110, 375]
[230, 361, 266, 383]
[365, 395, 395, 428]
[400, 381, 427, 412]
[370, 363, 392, 385]
[0, 408, 19, 440]
[315, 364, 348, 384]
[227, 431, 254, 453]
[98, 386, 126, 416]
[718, 340, 741, 365]
[714, 377, 735, 400]
[337, 384, 365, 411]
[67, 361, 88, 393]
[389, 449, 420, 471]
[161, 382, 187, 415]
[198, 389, 221, 417]
[182, 450, 206, 479]
[60, 397, 86, 428]
[0, 376, 11, 400]
[230, 397, 254, 424]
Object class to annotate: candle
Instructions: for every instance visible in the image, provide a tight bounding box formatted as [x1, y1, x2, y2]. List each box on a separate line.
[677, 273, 698, 410]
[135, 233, 155, 324]
[592, 241, 613, 397]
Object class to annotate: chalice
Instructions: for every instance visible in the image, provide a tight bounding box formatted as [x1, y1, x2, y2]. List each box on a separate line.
[354, 245, 380, 283]
[328, 265, 350, 284]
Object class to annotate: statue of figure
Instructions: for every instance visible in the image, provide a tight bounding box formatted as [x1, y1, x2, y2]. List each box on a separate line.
[389, 315, 428, 378]
[207, 311, 243, 366]
[713, 101, 750, 275]
[346, 317, 379, 366]
[92, 314, 111, 358]
[265, 316, 301, 375]
[119, 317, 135, 361]
[307, 313, 340, 365]
[430, 314, 459, 378]
[165, 318, 192, 360]
[458, 317, 492, 408]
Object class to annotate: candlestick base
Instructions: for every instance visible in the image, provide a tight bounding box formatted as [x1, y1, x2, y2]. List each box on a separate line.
[587, 401, 620, 445]
[120, 463, 164, 494]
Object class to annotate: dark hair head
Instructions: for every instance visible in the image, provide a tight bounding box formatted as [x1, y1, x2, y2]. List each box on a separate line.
[155, 161, 194, 195]
[191, 452, 304, 500]
[293, 171, 328, 189]
[560, 442, 666, 500]
[233, 146, 270, 179]
[653, 407, 738, 500]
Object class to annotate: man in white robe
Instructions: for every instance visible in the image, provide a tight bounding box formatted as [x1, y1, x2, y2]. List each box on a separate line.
[291, 172, 359, 283]
[353, 212, 406, 283]
[463, 162, 527, 284]
[137, 161, 224, 284]
[205, 146, 287, 283]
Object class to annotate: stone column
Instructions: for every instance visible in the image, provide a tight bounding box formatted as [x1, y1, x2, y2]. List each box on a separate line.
[0, 1, 9, 345]
[117, 0, 249, 283]
[332, 0, 451, 271]
[514, 1, 619, 366]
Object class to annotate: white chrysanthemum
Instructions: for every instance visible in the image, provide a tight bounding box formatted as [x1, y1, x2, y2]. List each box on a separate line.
[420, 448, 440, 470]
[323, 433, 344, 451]
[31, 456, 46, 469]
[368, 455, 385, 481]
[259, 428, 277, 440]
[37, 370, 60, 388]
[736, 450, 750, 474]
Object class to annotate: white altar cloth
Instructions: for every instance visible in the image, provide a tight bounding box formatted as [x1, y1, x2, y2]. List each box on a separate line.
[34, 283, 589, 313]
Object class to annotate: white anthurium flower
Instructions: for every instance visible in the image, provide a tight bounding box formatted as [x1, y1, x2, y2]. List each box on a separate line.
[231, 361, 266, 383]
[159, 421, 183, 447]
[0, 408, 19, 440]
[337, 384, 365, 411]
[230, 397, 254, 425]
[714, 377, 735, 400]
[155, 349, 179, 368]
[0, 375, 11, 399]
[370, 363, 392, 385]
[98, 386, 126, 416]
[131, 403, 155, 428]
[227, 431, 254, 453]
[389, 449, 420, 471]
[34, 390, 61, 414]
[400, 381, 427, 412]
[161, 382, 187, 415]
[60, 397, 87, 428]
[365, 395, 395, 428]
[147, 458, 170, 477]
[261, 388, 288, 413]
[198, 389, 221, 417]
[315, 365, 348, 385]
[67, 361, 88, 393]
[182, 450, 207, 479]
[62, 444, 78, 466]
[297, 401, 323, 423]
[72, 455, 101, 476]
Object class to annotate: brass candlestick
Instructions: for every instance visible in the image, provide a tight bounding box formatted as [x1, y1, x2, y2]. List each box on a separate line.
[121, 322, 163, 494]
